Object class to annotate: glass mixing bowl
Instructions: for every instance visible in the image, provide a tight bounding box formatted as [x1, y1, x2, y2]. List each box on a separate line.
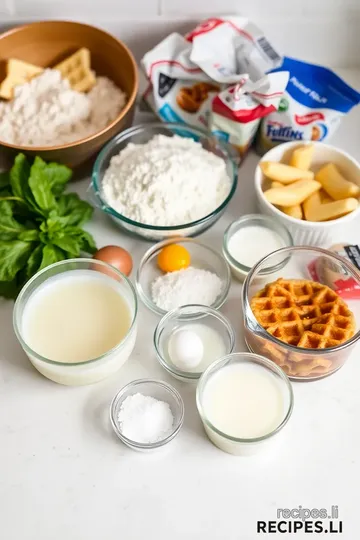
[13, 259, 138, 386]
[242, 246, 360, 380]
[89, 122, 238, 241]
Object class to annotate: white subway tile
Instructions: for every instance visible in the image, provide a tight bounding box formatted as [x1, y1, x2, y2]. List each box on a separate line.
[14, 0, 159, 17]
[160, 0, 359, 17]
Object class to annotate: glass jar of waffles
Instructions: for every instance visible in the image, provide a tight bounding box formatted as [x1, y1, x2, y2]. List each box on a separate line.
[242, 246, 360, 380]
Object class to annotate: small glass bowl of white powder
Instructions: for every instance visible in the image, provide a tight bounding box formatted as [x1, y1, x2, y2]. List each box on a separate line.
[222, 214, 293, 281]
[110, 379, 184, 451]
[136, 238, 231, 316]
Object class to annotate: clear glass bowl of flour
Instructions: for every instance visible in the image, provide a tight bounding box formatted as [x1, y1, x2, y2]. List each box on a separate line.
[136, 237, 231, 316]
[89, 122, 238, 241]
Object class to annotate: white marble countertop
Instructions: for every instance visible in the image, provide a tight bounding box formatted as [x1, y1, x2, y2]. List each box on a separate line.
[1, 70, 360, 540]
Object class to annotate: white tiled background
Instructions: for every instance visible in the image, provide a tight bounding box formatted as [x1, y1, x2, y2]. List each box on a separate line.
[0, 0, 360, 67]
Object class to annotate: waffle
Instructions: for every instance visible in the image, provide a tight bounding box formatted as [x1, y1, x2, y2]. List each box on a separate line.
[54, 48, 96, 93]
[0, 59, 43, 99]
[250, 278, 356, 377]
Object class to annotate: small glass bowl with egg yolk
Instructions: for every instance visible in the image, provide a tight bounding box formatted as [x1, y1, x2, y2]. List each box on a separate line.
[154, 304, 235, 382]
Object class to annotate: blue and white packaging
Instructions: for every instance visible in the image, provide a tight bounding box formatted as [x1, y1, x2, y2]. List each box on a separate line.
[258, 57, 360, 152]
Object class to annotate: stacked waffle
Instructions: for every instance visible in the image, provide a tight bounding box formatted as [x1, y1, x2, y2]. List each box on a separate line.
[250, 278, 355, 377]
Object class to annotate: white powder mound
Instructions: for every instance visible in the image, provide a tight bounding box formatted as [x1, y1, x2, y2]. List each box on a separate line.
[0, 69, 126, 147]
[102, 134, 231, 226]
[151, 266, 224, 311]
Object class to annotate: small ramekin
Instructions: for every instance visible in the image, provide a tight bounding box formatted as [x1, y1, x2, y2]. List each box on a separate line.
[110, 379, 184, 451]
[255, 141, 360, 246]
[154, 304, 235, 382]
[222, 214, 293, 281]
[196, 352, 294, 456]
[136, 237, 231, 316]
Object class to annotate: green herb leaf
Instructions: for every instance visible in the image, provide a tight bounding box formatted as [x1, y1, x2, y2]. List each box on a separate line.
[10, 154, 30, 199]
[18, 229, 40, 242]
[51, 233, 81, 257]
[0, 200, 26, 240]
[78, 229, 97, 254]
[10, 154, 42, 215]
[0, 240, 33, 281]
[44, 163, 72, 196]
[39, 244, 66, 271]
[28, 157, 56, 213]
[25, 244, 43, 279]
[57, 193, 93, 226]
[63, 226, 97, 254]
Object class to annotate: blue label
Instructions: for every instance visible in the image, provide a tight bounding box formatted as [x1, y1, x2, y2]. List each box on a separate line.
[212, 130, 229, 142]
[159, 103, 185, 124]
[271, 57, 360, 113]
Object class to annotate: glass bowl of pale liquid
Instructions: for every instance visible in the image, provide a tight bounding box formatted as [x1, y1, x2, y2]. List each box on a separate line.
[13, 259, 138, 386]
[196, 352, 293, 455]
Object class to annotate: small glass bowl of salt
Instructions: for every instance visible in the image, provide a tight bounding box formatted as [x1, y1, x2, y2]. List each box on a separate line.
[222, 214, 293, 282]
[110, 379, 184, 451]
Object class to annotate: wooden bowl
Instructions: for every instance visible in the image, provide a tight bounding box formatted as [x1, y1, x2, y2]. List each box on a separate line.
[0, 21, 138, 168]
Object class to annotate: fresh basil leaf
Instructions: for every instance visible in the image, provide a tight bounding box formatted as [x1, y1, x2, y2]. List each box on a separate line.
[0, 240, 33, 281]
[26, 244, 43, 279]
[0, 200, 26, 240]
[39, 244, 66, 271]
[0, 279, 18, 299]
[28, 157, 56, 213]
[63, 226, 97, 254]
[44, 163, 72, 196]
[0, 171, 10, 190]
[10, 154, 30, 199]
[10, 154, 42, 215]
[57, 193, 93, 226]
[79, 230, 97, 254]
[51, 233, 81, 256]
[18, 229, 39, 242]
[45, 213, 71, 233]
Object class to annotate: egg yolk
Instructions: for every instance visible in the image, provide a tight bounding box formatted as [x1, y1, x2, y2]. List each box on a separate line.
[157, 244, 191, 273]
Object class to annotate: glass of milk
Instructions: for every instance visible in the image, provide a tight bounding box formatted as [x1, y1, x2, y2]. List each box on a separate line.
[222, 214, 293, 281]
[196, 352, 294, 455]
[13, 259, 138, 386]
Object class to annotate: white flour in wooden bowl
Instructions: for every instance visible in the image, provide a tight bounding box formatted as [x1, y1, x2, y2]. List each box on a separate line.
[102, 134, 232, 226]
[0, 69, 126, 147]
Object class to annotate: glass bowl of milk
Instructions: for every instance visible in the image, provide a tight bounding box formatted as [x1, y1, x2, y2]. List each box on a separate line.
[154, 304, 235, 381]
[13, 259, 138, 385]
[196, 352, 293, 455]
[222, 214, 293, 281]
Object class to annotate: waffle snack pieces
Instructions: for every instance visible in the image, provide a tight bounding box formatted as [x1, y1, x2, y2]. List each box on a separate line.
[54, 48, 96, 93]
[250, 278, 356, 377]
[0, 59, 44, 99]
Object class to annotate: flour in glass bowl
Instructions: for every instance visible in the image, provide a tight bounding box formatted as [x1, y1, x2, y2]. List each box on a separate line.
[102, 134, 232, 226]
[0, 69, 126, 147]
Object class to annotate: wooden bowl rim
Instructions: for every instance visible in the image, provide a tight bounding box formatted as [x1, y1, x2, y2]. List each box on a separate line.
[0, 20, 138, 152]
